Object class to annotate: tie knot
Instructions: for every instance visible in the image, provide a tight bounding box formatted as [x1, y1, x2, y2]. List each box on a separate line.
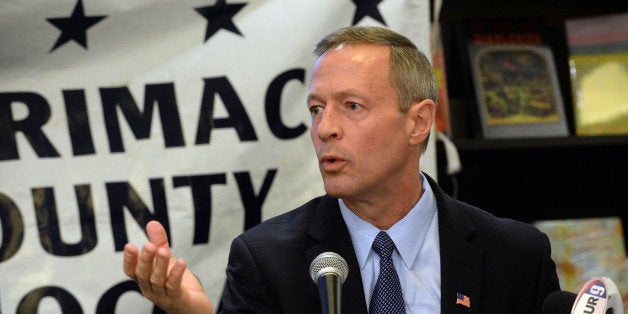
[372, 231, 396, 258]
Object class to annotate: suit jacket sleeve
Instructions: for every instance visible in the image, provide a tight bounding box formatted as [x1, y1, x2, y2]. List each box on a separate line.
[217, 198, 328, 314]
[219, 236, 279, 313]
[535, 232, 561, 312]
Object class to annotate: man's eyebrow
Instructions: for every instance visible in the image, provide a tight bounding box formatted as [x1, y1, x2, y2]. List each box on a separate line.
[307, 89, 366, 104]
[307, 93, 322, 104]
[337, 90, 362, 99]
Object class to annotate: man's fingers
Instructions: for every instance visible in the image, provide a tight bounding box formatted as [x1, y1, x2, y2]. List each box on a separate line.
[149, 248, 170, 295]
[135, 242, 157, 292]
[125, 221, 187, 302]
[165, 258, 187, 294]
[146, 221, 170, 248]
[123, 243, 139, 280]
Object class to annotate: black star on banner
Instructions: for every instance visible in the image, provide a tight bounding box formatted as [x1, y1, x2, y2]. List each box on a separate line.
[46, 0, 107, 52]
[351, 0, 387, 26]
[195, 0, 247, 42]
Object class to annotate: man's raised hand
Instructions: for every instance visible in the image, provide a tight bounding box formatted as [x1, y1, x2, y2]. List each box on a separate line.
[123, 221, 212, 313]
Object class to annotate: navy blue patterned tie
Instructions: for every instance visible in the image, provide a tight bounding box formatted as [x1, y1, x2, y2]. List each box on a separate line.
[369, 231, 406, 314]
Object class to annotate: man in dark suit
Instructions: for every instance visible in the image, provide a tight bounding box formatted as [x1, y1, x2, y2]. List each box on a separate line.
[219, 174, 560, 313]
[123, 26, 560, 313]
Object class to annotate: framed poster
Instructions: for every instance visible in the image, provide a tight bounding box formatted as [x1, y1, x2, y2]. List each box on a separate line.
[566, 12, 628, 136]
[468, 44, 569, 139]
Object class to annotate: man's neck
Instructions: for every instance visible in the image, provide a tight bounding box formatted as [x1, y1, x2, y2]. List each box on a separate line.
[342, 177, 424, 230]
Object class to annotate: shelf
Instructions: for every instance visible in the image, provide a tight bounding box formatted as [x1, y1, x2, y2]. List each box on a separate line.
[438, 1, 628, 141]
[439, 0, 628, 22]
[453, 135, 628, 151]
[437, 137, 628, 245]
[436, 0, 628, 251]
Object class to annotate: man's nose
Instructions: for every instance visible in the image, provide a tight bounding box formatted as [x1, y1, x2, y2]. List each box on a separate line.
[316, 106, 341, 140]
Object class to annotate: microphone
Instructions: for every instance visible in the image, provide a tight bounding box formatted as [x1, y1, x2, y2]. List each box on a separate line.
[541, 277, 624, 314]
[309, 252, 349, 314]
[571, 277, 623, 314]
[542, 291, 577, 313]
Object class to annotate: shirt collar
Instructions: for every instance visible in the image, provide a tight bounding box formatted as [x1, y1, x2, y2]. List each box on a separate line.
[339, 173, 437, 270]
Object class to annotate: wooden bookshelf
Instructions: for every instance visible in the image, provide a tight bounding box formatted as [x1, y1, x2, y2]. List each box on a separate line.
[436, 0, 628, 244]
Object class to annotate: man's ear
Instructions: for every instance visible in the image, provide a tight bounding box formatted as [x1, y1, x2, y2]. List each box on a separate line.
[408, 99, 436, 146]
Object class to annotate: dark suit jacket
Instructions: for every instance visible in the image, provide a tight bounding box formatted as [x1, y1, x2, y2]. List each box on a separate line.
[219, 175, 560, 313]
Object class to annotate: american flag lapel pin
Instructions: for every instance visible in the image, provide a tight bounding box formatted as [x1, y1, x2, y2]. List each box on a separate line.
[456, 293, 471, 308]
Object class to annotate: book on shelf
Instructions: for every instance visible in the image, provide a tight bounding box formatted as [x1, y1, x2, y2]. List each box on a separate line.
[463, 19, 569, 139]
[431, 22, 452, 136]
[565, 12, 628, 136]
[534, 217, 628, 308]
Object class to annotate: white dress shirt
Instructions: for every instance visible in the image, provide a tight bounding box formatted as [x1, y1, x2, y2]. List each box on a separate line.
[339, 173, 441, 313]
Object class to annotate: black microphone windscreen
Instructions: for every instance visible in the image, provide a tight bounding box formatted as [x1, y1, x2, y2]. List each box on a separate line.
[542, 291, 577, 314]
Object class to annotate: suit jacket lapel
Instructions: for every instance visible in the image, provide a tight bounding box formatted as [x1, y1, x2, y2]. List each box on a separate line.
[439, 220, 482, 313]
[305, 195, 368, 314]
[428, 175, 483, 313]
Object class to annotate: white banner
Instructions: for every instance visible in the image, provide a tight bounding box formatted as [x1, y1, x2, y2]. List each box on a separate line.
[0, 0, 432, 312]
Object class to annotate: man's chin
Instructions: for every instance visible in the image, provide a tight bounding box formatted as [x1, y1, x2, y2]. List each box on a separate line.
[323, 182, 352, 199]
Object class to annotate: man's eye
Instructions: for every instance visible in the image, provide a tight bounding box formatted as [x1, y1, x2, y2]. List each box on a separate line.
[348, 102, 361, 110]
[310, 106, 323, 115]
